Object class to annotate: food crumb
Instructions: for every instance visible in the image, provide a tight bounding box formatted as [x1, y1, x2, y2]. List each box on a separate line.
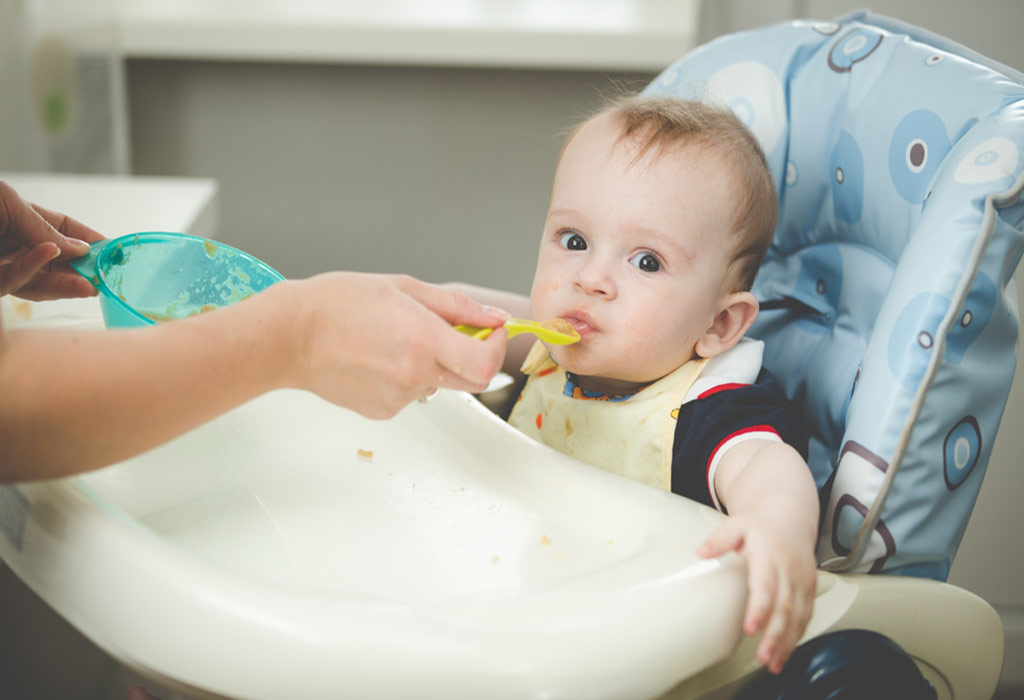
[540, 535, 552, 546]
[607, 539, 616, 546]
[356, 448, 374, 460]
[491, 556, 500, 564]
[7, 299, 32, 322]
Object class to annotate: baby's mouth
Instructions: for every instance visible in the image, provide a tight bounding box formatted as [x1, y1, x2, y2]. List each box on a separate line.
[561, 312, 597, 337]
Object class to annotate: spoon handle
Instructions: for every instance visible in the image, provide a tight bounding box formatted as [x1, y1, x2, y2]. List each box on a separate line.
[453, 324, 497, 340]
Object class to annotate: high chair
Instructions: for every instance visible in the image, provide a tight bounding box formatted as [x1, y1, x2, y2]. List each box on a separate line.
[642, 9, 1023, 698]
[0, 11, 1019, 700]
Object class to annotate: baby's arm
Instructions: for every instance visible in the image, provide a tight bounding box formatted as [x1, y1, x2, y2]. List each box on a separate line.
[697, 438, 819, 674]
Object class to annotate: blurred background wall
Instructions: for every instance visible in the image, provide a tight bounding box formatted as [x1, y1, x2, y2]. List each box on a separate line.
[0, 0, 128, 174]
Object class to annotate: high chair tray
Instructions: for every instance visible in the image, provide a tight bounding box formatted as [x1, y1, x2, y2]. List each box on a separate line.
[0, 385, 748, 700]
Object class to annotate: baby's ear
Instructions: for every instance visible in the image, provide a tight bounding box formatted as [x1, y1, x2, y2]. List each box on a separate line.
[695, 291, 759, 359]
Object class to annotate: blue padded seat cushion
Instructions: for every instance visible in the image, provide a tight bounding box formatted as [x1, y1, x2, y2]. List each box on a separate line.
[644, 11, 1024, 579]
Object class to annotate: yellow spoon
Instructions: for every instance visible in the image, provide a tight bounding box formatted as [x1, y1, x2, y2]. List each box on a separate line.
[455, 317, 580, 345]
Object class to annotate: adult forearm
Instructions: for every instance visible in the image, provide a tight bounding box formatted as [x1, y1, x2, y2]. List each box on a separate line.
[0, 282, 298, 480]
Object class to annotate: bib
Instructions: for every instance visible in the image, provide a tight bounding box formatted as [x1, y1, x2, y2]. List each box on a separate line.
[508, 341, 708, 490]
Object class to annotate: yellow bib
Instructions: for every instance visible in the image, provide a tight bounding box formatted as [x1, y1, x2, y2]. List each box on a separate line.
[508, 341, 708, 491]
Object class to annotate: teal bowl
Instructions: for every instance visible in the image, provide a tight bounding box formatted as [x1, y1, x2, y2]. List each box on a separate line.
[69, 232, 285, 328]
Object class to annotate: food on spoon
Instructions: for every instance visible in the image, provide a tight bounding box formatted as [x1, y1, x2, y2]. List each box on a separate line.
[540, 318, 577, 336]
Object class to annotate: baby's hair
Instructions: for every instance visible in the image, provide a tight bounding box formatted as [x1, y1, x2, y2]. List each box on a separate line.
[569, 95, 778, 291]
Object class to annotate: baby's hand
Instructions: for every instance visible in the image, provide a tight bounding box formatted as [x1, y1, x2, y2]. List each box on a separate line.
[697, 510, 817, 673]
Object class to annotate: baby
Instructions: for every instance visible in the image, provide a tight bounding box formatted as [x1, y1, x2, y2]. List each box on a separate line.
[459, 95, 819, 673]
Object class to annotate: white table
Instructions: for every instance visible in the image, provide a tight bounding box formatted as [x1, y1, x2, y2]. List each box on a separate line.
[0, 172, 218, 241]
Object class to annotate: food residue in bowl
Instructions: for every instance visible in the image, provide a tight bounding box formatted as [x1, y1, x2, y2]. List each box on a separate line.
[356, 448, 374, 460]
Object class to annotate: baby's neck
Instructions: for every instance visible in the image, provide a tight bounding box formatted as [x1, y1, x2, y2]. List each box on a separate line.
[567, 372, 654, 398]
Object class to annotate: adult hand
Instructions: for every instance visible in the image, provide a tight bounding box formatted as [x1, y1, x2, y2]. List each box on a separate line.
[286, 272, 509, 418]
[0, 180, 104, 300]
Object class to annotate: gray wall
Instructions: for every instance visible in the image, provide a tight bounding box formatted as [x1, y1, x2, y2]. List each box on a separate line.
[128, 61, 650, 294]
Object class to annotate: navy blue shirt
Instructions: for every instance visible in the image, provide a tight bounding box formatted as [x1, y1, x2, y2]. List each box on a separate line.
[670, 369, 808, 511]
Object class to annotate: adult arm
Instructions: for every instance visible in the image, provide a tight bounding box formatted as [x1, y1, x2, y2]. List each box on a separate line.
[0, 272, 508, 481]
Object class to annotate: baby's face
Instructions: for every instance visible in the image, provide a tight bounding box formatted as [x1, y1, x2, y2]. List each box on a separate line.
[530, 113, 738, 388]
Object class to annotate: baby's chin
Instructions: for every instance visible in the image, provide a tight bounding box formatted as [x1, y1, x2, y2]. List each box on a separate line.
[550, 347, 651, 384]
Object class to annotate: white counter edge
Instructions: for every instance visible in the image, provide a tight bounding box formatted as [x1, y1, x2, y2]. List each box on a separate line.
[117, 3, 699, 72]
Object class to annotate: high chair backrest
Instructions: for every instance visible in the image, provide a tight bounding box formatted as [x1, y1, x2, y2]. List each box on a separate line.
[644, 11, 1024, 579]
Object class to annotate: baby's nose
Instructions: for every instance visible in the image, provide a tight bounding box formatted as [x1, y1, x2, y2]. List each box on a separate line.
[573, 260, 616, 298]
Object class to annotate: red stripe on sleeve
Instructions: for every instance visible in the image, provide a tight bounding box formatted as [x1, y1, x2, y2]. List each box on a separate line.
[705, 424, 782, 500]
[697, 382, 750, 400]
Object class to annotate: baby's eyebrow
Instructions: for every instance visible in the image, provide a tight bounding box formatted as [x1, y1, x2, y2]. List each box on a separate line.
[627, 223, 696, 263]
[546, 207, 585, 223]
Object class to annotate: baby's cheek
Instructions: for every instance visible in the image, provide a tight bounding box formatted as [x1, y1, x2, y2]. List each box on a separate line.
[637, 323, 696, 368]
[618, 328, 653, 363]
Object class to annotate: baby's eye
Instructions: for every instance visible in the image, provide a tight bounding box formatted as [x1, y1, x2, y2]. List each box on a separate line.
[629, 251, 661, 272]
[558, 231, 587, 251]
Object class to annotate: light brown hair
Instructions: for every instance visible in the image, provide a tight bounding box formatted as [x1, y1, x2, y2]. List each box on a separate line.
[567, 95, 778, 291]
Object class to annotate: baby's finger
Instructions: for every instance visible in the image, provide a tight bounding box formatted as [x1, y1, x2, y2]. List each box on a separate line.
[742, 555, 778, 637]
[696, 519, 745, 559]
[756, 576, 808, 674]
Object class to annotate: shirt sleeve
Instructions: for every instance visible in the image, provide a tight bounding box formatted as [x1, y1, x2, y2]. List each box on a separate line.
[670, 369, 808, 512]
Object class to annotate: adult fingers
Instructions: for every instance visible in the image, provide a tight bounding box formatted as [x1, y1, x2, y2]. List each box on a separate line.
[14, 266, 99, 301]
[433, 324, 509, 393]
[0, 182, 93, 259]
[398, 275, 509, 328]
[0, 242, 60, 297]
[32, 202, 105, 246]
